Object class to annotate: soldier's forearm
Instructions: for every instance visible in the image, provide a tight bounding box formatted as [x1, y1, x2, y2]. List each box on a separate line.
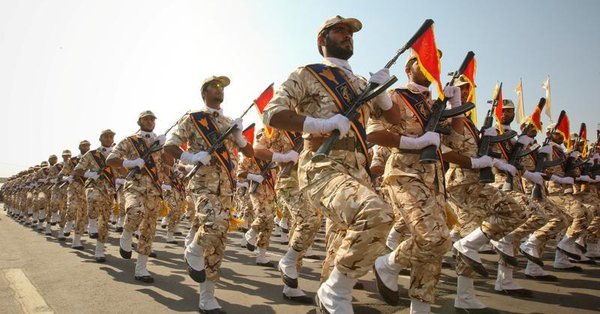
[268, 110, 305, 133]
[164, 145, 184, 160]
[366, 130, 400, 148]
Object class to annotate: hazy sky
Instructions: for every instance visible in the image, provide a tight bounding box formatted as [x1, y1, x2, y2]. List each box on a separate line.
[1, 0, 599, 177]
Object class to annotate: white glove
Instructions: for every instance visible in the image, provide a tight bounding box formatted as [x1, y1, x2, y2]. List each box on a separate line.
[66, 176, 74, 183]
[157, 134, 167, 146]
[246, 173, 264, 184]
[161, 184, 172, 191]
[272, 151, 299, 164]
[115, 178, 126, 186]
[38, 179, 47, 183]
[470, 155, 493, 169]
[523, 171, 545, 185]
[232, 118, 248, 147]
[399, 132, 440, 150]
[62, 176, 70, 181]
[538, 145, 552, 156]
[517, 135, 534, 146]
[595, 175, 600, 182]
[84, 171, 100, 180]
[181, 151, 211, 166]
[283, 150, 299, 164]
[569, 151, 580, 159]
[123, 158, 145, 169]
[593, 153, 600, 162]
[50, 178, 58, 184]
[444, 85, 462, 109]
[483, 128, 498, 137]
[303, 114, 351, 138]
[550, 175, 574, 185]
[493, 159, 517, 176]
[577, 175, 592, 182]
[368, 68, 390, 85]
[236, 181, 249, 189]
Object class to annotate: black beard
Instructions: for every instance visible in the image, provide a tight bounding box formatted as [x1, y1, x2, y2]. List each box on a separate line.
[502, 116, 515, 125]
[325, 37, 353, 60]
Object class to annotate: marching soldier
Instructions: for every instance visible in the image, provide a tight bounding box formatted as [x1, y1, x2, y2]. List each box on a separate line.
[73, 129, 117, 262]
[263, 16, 399, 313]
[164, 75, 254, 313]
[52, 150, 72, 239]
[107, 110, 167, 282]
[65, 140, 91, 248]
[160, 162, 187, 244]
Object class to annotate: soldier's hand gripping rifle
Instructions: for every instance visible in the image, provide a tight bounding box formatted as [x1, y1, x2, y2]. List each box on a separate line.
[502, 98, 546, 191]
[184, 104, 254, 180]
[531, 110, 568, 200]
[420, 51, 477, 163]
[310, 19, 443, 162]
[278, 140, 304, 179]
[125, 112, 189, 181]
[477, 84, 517, 183]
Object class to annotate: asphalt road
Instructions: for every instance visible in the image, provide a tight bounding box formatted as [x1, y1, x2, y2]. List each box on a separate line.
[1, 203, 599, 314]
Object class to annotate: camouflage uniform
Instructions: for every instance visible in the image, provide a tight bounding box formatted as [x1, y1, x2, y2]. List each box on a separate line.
[65, 156, 87, 237]
[109, 131, 165, 256]
[445, 122, 526, 278]
[74, 147, 116, 244]
[166, 109, 239, 281]
[50, 161, 68, 227]
[163, 170, 187, 235]
[263, 59, 394, 280]
[368, 85, 451, 303]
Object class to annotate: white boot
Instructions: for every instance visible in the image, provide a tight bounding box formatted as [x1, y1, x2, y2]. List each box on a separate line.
[88, 218, 98, 235]
[279, 248, 301, 288]
[198, 280, 221, 311]
[454, 228, 488, 263]
[120, 230, 133, 251]
[72, 234, 83, 248]
[520, 234, 541, 260]
[166, 231, 176, 244]
[283, 285, 308, 297]
[410, 298, 431, 314]
[586, 240, 600, 258]
[184, 227, 197, 248]
[374, 252, 402, 292]
[184, 241, 205, 272]
[490, 235, 518, 266]
[272, 225, 282, 237]
[64, 220, 74, 235]
[244, 228, 258, 251]
[51, 212, 60, 224]
[95, 242, 106, 262]
[554, 249, 577, 269]
[160, 217, 168, 228]
[524, 260, 547, 277]
[44, 223, 52, 235]
[38, 209, 46, 222]
[454, 275, 486, 310]
[494, 264, 523, 291]
[256, 247, 271, 265]
[279, 231, 289, 244]
[557, 235, 582, 259]
[386, 228, 402, 250]
[316, 267, 356, 314]
[37, 218, 44, 230]
[305, 245, 319, 259]
[279, 217, 289, 232]
[116, 216, 124, 228]
[240, 234, 248, 248]
[134, 254, 153, 282]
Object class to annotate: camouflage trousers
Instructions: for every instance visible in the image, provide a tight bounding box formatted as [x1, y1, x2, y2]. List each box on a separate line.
[66, 182, 87, 234]
[303, 170, 393, 280]
[235, 191, 253, 228]
[190, 188, 231, 282]
[123, 190, 160, 256]
[277, 185, 322, 258]
[249, 188, 276, 250]
[448, 183, 526, 278]
[85, 189, 113, 243]
[50, 186, 68, 227]
[548, 193, 588, 240]
[575, 188, 600, 243]
[34, 190, 47, 218]
[117, 188, 126, 218]
[164, 191, 185, 232]
[531, 197, 569, 243]
[586, 206, 600, 243]
[384, 175, 451, 304]
[504, 190, 547, 241]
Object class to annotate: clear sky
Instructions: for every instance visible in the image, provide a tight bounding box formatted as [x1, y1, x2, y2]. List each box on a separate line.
[1, 0, 599, 177]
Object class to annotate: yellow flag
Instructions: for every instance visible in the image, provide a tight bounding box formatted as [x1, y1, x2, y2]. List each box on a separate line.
[514, 78, 526, 125]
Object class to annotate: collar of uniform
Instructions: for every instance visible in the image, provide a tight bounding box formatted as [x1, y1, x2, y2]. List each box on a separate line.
[406, 82, 431, 99]
[100, 146, 113, 155]
[201, 106, 224, 118]
[140, 130, 156, 139]
[323, 57, 353, 74]
[500, 124, 512, 132]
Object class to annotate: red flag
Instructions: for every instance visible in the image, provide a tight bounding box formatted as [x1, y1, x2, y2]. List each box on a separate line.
[526, 97, 546, 131]
[410, 23, 444, 99]
[461, 54, 477, 124]
[180, 142, 188, 152]
[493, 82, 504, 125]
[243, 123, 255, 146]
[253, 83, 275, 137]
[555, 110, 570, 148]
[254, 83, 275, 114]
